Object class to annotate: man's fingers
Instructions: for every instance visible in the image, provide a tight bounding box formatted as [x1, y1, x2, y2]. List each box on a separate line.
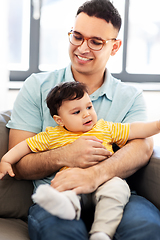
[93, 147, 112, 156]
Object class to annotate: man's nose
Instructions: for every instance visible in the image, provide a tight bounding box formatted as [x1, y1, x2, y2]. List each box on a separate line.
[78, 40, 90, 53]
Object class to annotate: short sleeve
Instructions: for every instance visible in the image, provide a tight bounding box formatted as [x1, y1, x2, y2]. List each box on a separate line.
[109, 122, 130, 148]
[7, 74, 43, 133]
[26, 131, 51, 152]
[122, 92, 147, 123]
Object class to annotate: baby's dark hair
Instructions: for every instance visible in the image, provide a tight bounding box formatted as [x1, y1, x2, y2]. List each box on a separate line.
[77, 0, 121, 32]
[46, 82, 89, 117]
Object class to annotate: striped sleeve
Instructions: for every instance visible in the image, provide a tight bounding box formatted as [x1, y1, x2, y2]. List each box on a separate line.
[26, 131, 51, 152]
[26, 126, 80, 152]
[109, 122, 130, 148]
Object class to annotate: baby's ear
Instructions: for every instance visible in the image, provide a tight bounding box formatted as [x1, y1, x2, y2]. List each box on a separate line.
[53, 115, 64, 126]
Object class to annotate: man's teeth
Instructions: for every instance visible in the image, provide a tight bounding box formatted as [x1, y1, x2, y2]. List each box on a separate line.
[77, 56, 91, 61]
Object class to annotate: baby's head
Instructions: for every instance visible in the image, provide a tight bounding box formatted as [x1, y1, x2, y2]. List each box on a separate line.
[46, 81, 97, 132]
[46, 81, 88, 116]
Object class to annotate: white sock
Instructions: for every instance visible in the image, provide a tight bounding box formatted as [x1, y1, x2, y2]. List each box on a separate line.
[32, 184, 76, 220]
[90, 232, 111, 240]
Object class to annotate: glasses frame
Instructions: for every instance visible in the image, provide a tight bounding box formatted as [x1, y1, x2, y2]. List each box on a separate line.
[68, 30, 116, 51]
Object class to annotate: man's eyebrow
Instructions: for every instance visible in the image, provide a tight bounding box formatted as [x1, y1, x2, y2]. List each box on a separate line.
[73, 31, 103, 41]
[73, 30, 82, 35]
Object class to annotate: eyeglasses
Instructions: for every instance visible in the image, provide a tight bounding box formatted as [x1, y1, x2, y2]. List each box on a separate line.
[68, 30, 116, 51]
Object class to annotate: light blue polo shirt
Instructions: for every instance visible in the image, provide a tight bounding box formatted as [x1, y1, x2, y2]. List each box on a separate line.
[7, 64, 147, 189]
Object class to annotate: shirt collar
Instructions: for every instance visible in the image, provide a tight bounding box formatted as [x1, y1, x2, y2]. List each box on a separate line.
[90, 69, 115, 101]
[65, 65, 116, 101]
[64, 64, 75, 82]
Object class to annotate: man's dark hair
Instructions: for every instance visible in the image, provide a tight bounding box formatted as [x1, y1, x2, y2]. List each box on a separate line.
[46, 82, 89, 117]
[76, 0, 121, 32]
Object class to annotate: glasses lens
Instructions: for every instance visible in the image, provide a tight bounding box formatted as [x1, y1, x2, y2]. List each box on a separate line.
[69, 32, 83, 46]
[88, 38, 104, 51]
[68, 31, 104, 50]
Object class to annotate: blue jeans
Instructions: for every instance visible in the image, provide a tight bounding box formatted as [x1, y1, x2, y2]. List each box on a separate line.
[28, 194, 160, 240]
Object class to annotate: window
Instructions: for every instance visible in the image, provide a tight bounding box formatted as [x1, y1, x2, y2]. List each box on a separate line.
[6, 0, 160, 84]
[8, 0, 30, 71]
[8, 0, 39, 82]
[39, 0, 87, 71]
[127, 0, 160, 74]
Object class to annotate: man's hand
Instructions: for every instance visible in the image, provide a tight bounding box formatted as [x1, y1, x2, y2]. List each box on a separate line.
[51, 138, 153, 196]
[51, 167, 99, 195]
[62, 135, 112, 169]
[50, 136, 112, 195]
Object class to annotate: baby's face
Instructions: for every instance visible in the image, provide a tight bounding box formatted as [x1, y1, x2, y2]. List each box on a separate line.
[58, 92, 97, 132]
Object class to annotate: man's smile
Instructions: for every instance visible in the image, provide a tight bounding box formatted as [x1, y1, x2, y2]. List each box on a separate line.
[76, 54, 94, 62]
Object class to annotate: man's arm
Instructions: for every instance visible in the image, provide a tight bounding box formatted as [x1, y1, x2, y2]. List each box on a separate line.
[9, 129, 111, 180]
[51, 137, 153, 195]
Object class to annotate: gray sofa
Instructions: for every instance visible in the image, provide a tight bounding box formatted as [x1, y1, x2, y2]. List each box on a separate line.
[0, 110, 160, 240]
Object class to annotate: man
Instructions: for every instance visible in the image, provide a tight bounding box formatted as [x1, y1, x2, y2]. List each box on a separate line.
[7, 0, 160, 239]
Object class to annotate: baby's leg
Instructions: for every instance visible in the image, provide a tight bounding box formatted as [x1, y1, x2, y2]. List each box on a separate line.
[32, 184, 81, 220]
[90, 177, 130, 239]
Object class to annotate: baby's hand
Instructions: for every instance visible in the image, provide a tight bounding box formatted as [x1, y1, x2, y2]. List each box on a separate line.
[0, 162, 15, 179]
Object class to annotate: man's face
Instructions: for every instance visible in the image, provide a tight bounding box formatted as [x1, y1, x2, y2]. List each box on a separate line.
[69, 12, 121, 77]
[56, 92, 97, 133]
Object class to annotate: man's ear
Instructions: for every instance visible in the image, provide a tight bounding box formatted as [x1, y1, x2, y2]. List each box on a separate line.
[53, 115, 64, 127]
[111, 39, 122, 56]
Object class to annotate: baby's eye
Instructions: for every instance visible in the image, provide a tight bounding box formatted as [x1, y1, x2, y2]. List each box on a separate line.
[73, 110, 80, 114]
[87, 106, 92, 110]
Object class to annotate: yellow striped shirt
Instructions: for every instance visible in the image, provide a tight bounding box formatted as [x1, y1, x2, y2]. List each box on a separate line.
[26, 119, 130, 154]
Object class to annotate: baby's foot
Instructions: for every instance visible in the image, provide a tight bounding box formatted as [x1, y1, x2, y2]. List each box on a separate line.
[32, 184, 76, 219]
[90, 232, 111, 240]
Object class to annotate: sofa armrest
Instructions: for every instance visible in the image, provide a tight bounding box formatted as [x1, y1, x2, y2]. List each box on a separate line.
[0, 110, 11, 159]
[0, 110, 33, 221]
[127, 146, 160, 210]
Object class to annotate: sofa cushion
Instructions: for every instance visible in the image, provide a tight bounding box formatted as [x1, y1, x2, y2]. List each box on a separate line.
[0, 175, 33, 221]
[0, 218, 30, 240]
[0, 111, 33, 221]
[127, 146, 160, 210]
